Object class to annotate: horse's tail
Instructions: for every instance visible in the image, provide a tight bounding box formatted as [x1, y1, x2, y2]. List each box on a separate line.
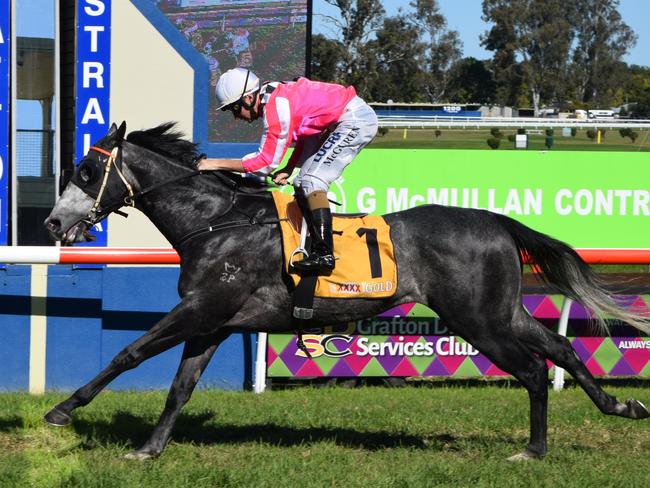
[494, 213, 650, 335]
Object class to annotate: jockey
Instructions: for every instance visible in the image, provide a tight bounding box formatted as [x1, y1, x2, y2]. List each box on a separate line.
[198, 67, 378, 273]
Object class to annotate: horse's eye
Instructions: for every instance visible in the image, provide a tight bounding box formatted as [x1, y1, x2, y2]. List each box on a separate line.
[78, 162, 96, 185]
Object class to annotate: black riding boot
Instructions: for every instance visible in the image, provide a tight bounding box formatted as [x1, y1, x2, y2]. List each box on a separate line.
[293, 208, 335, 273]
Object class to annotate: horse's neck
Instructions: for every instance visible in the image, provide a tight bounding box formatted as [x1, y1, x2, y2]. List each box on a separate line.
[126, 152, 233, 247]
[129, 155, 273, 249]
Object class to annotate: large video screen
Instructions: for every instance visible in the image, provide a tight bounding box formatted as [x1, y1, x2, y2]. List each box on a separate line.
[156, 0, 309, 143]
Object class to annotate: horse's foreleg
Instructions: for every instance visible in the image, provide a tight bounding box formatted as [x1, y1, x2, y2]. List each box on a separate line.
[125, 331, 230, 460]
[515, 311, 650, 420]
[44, 298, 216, 426]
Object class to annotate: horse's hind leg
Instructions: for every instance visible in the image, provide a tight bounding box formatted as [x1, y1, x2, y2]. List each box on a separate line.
[513, 309, 650, 420]
[442, 316, 550, 460]
[44, 298, 219, 426]
[125, 330, 231, 460]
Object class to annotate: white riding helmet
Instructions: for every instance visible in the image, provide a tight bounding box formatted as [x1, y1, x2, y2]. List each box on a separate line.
[215, 68, 260, 110]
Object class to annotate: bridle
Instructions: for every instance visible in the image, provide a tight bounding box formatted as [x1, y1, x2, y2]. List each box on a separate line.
[70, 143, 201, 232]
[69, 142, 281, 247]
[87, 145, 135, 217]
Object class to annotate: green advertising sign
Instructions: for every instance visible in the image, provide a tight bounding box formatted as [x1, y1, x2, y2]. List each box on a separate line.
[311, 149, 650, 249]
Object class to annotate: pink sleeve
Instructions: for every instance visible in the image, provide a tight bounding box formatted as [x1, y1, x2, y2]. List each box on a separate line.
[241, 96, 292, 174]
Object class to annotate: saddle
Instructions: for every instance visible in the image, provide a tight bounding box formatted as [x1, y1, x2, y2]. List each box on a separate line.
[271, 192, 398, 300]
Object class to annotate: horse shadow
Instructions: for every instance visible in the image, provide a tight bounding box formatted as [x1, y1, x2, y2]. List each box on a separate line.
[0, 416, 23, 432]
[69, 411, 507, 452]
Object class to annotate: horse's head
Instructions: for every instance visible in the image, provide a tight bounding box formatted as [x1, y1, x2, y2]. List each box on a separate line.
[45, 121, 131, 245]
[45, 121, 256, 246]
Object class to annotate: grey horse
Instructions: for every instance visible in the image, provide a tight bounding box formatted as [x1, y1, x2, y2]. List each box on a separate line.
[43, 122, 649, 460]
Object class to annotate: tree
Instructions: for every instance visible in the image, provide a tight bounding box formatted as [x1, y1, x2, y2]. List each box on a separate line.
[365, 15, 426, 102]
[408, 0, 463, 102]
[480, 0, 526, 106]
[319, 0, 385, 95]
[570, 0, 637, 106]
[624, 65, 650, 117]
[482, 0, 574, 115]
[310, 34, 345, 82]
[446, 57, 496, 103]
[631, 86, 650, 118]
[314, 0, 462, 102]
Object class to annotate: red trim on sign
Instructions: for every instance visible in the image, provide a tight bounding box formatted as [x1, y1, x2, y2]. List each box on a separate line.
[577, 249, 650, 265]
[522, 249, 650, 265]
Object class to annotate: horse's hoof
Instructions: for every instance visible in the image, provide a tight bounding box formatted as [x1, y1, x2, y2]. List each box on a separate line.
[507, 449, 543, 462]
[43, 407, 72, 427]
[626, 399, 650, 419]
[123, 449, 160, 461]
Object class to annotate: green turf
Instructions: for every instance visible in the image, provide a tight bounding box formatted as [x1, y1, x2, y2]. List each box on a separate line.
[1, 386, 649, 487]
[369, 128, 650, 151]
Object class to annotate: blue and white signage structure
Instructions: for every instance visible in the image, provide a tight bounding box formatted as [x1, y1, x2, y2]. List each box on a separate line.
[0, 0, 9, 245]
[76, 0, 111, 246]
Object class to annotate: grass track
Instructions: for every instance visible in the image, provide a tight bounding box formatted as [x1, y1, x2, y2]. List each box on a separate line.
[369, 128, 650, 151]
[1, 386, 649, 487]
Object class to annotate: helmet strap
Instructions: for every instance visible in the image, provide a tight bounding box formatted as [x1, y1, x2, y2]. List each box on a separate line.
[241, 91, 259, 118]
[238, 69, 259, 118]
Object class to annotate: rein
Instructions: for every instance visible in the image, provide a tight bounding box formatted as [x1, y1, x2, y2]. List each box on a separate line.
[176, 171, 285, 247]
[78, 144, 285, 247]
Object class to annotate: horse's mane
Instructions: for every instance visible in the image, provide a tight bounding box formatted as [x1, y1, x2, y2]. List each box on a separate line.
[126, 122, 198, 167]
[126, 121, 270, 192]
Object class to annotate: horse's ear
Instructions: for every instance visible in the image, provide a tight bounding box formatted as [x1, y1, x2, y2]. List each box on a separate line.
[107, 123, 118, 136]
[116, 121, 127, 143]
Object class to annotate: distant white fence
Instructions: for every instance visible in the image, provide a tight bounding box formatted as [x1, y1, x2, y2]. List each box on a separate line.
[378, 116, 650, 130]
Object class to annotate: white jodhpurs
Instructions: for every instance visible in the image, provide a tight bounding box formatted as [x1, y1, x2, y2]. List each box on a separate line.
[293, 96, 378, 196]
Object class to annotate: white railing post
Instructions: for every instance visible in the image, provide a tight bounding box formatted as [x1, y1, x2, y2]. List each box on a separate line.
[553, 297, 573, 391]
[254, 332, 267, 394]
[28, 264, 48, 394]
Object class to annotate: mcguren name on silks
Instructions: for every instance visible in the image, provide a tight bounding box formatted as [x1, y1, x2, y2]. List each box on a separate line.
[356, 336, 479, 357]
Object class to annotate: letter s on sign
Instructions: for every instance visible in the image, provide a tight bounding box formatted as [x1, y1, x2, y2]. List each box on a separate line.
[295, 334, 325, 358]
[84, 0, 105, 16]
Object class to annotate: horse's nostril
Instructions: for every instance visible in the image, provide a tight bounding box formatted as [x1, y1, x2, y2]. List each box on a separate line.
[46, 218, 61, 232]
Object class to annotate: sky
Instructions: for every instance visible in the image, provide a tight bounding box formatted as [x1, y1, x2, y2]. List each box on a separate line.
[312, 0, 650, 67]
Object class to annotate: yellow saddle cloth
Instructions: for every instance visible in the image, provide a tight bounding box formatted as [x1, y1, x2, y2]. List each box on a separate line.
[272, 192, 397, 299]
